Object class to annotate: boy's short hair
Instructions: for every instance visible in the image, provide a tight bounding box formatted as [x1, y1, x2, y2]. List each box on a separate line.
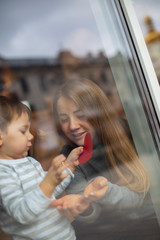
[0, 95, 31, 131]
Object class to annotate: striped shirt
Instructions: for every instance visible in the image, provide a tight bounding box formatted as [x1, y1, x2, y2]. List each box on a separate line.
[0, 157, 76, 240]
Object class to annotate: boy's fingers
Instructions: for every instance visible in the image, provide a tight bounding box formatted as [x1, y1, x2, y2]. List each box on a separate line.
[52, 154, 66, 168]
[50, 199, 62, 207]
[79, 147, 84, 154]
[73, 159, 79, 166]
[58, 163, 69, 173]
[74, 146, 83, 154]
[72, 147, 83, 159]
[59, 172, 69, 180]
[55, 161, 70, 178]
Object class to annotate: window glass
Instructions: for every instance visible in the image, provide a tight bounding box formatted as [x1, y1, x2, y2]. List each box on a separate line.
[0, 0, 160, 239]
[133, 0, 160, 85]
[90, 0, 160, 228]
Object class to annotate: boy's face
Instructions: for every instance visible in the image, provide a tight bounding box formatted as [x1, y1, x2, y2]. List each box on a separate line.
[0, 112, 33, 159]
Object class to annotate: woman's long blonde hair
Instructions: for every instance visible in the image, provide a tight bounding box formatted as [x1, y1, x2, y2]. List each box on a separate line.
[53, 78, 150, 193]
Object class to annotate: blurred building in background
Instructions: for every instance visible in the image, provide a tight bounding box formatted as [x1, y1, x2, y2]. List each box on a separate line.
[0, 50, 124, 165]
[144, 16, 160, 83]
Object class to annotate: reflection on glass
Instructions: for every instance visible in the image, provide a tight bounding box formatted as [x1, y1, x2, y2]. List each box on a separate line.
[133, 0, 160, 85]
[0, 0, 160, 239]
[91, 0, 160, 227]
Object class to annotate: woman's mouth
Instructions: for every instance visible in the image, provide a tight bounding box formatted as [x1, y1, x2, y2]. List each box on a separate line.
[71, 132, 86, 139]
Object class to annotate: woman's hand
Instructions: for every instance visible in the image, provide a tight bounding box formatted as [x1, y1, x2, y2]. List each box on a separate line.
[83, 176, 108, 202]
[50, 177, 108, 217]
[50, 194, 90, 217]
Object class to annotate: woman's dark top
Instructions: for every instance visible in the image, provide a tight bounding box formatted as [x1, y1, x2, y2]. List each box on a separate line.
[61, 144, 160, 240]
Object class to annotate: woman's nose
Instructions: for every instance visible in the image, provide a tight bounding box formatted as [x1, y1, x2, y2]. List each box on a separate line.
[69, 117, 80, 130]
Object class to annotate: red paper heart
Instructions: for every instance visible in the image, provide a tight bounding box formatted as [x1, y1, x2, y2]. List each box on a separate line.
[79, 133, 93, 164]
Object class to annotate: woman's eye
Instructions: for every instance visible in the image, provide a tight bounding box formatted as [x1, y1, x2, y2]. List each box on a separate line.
[60, 118, 68, 123]
[77, 114, 85, 119]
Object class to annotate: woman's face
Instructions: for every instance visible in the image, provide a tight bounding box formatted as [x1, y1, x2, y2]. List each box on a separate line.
[57, 96, 95, 146]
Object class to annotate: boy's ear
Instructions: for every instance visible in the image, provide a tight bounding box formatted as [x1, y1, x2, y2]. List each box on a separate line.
[0, 131, 3, 146]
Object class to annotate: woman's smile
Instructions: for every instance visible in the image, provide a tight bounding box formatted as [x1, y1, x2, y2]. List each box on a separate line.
[71, 131, 86, 138]
[57, 97, 95, 146]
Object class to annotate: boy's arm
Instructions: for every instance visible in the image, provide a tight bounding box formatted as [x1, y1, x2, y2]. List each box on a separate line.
[0, 168, 53, 224]
[0, 155, 68, 224]
[53, 174, 73, 197]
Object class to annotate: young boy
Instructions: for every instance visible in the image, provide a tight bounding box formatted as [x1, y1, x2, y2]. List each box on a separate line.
[0, 96, 108, 240]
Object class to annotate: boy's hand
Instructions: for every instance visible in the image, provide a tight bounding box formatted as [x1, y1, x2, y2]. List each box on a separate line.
[65, 147, 83, 172]
[83, 177, 108, 202]
[40, 154, 68, 198]
[48, 154, 69, 185]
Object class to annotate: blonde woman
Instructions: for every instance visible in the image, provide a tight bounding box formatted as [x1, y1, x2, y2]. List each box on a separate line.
[52, 78, 155, 239]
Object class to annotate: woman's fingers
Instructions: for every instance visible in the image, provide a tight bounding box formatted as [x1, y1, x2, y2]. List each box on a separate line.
[83, 178, 108, 202]
[50, 195, 90, 217]
[83, 192, 96, 202]
[58, 204, 85, 217]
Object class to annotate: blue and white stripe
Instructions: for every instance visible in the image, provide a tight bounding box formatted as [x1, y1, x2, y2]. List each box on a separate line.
[0, 157, 75, 240]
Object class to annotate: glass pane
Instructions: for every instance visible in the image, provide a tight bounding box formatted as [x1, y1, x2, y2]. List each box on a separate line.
[90, 0, 160, 224]
[0, 0, 160, 239]
[133, 0, 160, 85]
